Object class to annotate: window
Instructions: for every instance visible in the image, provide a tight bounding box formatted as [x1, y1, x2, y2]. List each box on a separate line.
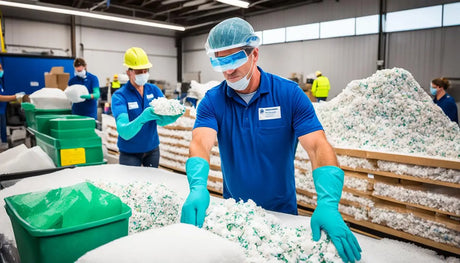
[356, 15, 379, 35]
[443, 2, 460, 26]
[320, 18, 355, 38]
[262, 28, 285, 44]
[286, 23, 319, 41]
[386, 5, 442, 32]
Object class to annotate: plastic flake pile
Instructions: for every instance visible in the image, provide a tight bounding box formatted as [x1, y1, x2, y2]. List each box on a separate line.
[314, 68, 460, 159]
[92, 181, 342, 262]
[149, 97, 185, 116]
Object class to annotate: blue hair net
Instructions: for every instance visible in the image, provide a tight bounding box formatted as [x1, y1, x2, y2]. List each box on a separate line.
[205, 17, 260, 56]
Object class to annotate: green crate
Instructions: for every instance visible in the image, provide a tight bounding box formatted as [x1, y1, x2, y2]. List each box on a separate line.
[21, 103, 72, 130]
[34, 130, 104, 167]
[4, 195, 131, 263]
[35, 115, 73, 135]
[49, 115, 95, 130]
[50, 128, 98, 139]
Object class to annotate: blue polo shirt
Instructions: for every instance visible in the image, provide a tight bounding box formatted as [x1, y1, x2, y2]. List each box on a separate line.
[68, 72, 99, 119]
[434, 94, 458, 123]
[194, 67, 323, 214]
[111, 81, 164, 153]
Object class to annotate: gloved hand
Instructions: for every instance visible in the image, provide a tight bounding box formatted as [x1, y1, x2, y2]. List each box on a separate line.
[116, 107, 157, 140]
[80, 87, 100, 100]
[180, 157, 210, 228]
[15, 92, 25, 101]
[311, 166, 362, 263]
[153, 109, 184, 126]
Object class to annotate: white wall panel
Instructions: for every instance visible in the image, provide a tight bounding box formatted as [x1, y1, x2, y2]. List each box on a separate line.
[5, 18, 70, 51]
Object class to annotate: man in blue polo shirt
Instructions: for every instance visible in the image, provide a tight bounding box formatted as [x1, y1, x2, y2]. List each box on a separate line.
[68, 58, 100, 119]
[180, 18, 361, 263]
[111, 47, 182, 167]
[430, 78, 458, 124]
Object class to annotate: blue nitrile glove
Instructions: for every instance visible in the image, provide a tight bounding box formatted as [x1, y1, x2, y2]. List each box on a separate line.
[116, 107, 157, 140]
[153, 109, 185, 126]
[180, 157, 210, 228]
[311, 166, 362, 263]
[80, 87, 100, 100]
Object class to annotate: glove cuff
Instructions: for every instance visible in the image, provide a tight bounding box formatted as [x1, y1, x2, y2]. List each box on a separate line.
[185, 157, 209, 188]
[313, 166, 344, 207]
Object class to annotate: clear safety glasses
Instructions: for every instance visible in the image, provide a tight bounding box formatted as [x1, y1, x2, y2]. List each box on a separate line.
[209, 50, 248, 72]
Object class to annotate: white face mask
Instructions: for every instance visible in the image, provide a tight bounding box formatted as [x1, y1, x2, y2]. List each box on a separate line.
[226, 55, 254, 91]
[75, 69, 86, 78]
[134, 73, 149, 86]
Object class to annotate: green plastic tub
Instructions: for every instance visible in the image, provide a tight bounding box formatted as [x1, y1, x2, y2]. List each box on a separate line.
[50, 128, 97, 139]
[49, 115, 96, 130]
[34, 130, 104, 167]
[21, 103, 72, 130]
[35, 114, 73, 135]
[4, 184, 132, 263]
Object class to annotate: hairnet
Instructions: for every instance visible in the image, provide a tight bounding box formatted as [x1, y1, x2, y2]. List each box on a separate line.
[205, 17, 260, 56]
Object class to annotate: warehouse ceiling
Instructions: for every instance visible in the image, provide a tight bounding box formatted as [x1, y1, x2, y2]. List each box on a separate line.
[25, 0, 322, 36]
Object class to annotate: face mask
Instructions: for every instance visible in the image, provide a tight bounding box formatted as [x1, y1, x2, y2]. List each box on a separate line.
[0, 70, 4, 78]
[226, 55, 254, 91]
[134, 73, 149, 86]
[430, 86, 437, 96]
[75, 69, 86, 78]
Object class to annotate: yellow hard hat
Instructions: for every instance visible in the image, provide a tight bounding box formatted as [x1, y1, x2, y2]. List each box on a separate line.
[315, 71, 322, 77]
[123, 47, 152, 69]
[113, 74, 118, 79]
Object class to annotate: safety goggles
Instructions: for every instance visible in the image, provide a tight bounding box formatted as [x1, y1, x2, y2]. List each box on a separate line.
[210, 50, 249, 72]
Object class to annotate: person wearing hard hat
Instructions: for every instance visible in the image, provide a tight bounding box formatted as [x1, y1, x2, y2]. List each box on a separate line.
[311, 71, 331, 102]
[110, 74, 121, 96]
[180, 17, 361, 263]
[111, 47, 182, 167]
[68, 58, 100, 119]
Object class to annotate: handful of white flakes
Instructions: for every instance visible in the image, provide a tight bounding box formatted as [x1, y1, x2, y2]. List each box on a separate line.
[149, 97, 185, 116]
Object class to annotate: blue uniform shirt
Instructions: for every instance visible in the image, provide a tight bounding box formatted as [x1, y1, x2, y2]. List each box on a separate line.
[68, 72, 99, 119]
[111, 81, 164, 153]
[434, 94, 458, 123]
[194, 67, 323, 214]
[0, 79, 6, 114]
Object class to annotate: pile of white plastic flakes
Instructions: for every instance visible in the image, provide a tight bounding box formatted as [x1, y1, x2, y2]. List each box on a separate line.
[314, 68, 460, 159]
[92, 181, 343, 263]
[149, 97, 185, 116]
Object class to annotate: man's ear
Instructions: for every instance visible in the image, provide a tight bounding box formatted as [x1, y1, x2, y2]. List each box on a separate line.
[252, 48, 259, 63]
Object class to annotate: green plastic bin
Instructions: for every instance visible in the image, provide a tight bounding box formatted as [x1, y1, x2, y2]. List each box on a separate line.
[34, 130, 104, 167]
[21, 103, 72, 130]
[35, 114, 73, 135]
[50, 128, 97, 139]
[49, 115, 96, 130]
[4, 186, 132, 263]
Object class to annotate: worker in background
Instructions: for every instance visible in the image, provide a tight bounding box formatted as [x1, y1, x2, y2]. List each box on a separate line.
[180, 18, 361, 263]
[431, 78, 458, 124]
[68, 58, 100, 119]
[111, 47, 182, 167]
[311, 70, 331, 102]
[111, 74, 121, 95]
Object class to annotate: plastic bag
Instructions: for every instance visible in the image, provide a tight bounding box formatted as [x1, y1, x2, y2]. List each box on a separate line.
[65, 84, 89, 103]
[6, 182, 122, 229]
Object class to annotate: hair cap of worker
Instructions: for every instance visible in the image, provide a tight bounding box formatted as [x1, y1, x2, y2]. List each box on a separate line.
[205, 17, 260, 57]
[123, 47, 152, 69]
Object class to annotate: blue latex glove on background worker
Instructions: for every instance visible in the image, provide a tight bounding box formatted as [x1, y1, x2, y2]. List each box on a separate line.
[311, 166, 362, 263]
[180, 157, 210, 228]
[116, 107, 183, 140]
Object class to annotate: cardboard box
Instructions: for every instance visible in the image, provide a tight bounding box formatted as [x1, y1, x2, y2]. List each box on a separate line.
[45, 67, 70, 91]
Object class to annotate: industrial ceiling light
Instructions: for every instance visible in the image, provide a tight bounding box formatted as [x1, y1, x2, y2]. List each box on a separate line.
[216, 0, 250, 9]
[0, 0, 185, 31]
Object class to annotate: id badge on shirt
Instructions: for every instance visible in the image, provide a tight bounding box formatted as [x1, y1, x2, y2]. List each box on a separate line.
[146, 94, 154, 100]
[128, 101, 139, 110]
[258, 106, 281, 120]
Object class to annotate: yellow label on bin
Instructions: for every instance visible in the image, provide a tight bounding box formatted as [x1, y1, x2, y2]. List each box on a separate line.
[60, 148, 86, 166]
